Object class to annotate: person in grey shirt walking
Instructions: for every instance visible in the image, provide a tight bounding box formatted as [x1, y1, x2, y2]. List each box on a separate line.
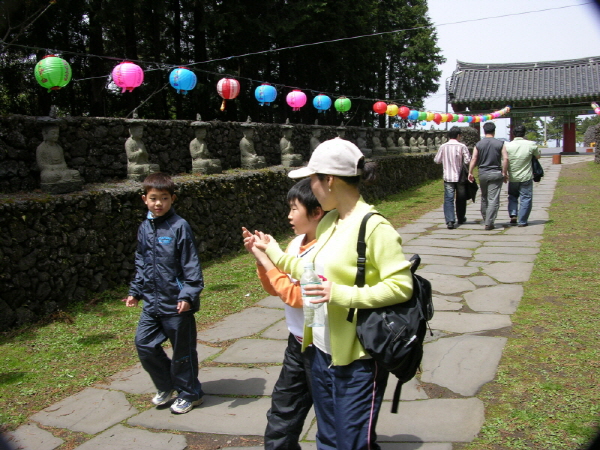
[468, 122, 508, 230]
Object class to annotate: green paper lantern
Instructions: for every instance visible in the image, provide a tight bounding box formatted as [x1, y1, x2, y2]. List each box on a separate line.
[334, 96, 352, 113]
[35, 55, 72, 92]
[418, 111, 427, 121]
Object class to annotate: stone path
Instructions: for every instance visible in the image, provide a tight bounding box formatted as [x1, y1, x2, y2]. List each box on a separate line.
[6, 155, 593, 450]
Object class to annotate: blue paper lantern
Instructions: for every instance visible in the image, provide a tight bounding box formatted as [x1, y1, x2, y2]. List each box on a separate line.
[255, 83, 277, 106]
[466, 116, 473, 123]
[408, 110, 419, 121]
[313, 94, 332, 113]
[169, 67, 197, 94]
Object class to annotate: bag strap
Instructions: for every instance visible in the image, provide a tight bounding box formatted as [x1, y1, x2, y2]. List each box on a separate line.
[347, 212, 380, 323]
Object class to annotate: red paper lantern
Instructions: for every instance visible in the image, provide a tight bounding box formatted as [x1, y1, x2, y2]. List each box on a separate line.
[217, 78, 241, 111]
[433, 113, 442, 125]
[373, 101, 387, 114]
[112, 61, 144, 93]
[286, 90, 307, 111]
[398, 106, 410, 119]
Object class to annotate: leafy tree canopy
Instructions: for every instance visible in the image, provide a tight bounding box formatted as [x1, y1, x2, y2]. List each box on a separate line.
[0, 0, 444, 125]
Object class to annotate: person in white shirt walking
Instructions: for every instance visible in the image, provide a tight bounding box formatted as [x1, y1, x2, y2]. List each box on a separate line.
[434, 126, 472, 229]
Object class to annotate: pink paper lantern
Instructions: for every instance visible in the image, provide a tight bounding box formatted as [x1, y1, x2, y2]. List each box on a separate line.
[217, 78, 241, 111]
[286, 90, 307, 111]
[457, 114, 464, 122]
[112, 61, 144, 93]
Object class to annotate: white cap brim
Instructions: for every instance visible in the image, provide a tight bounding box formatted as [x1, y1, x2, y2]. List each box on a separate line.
[288, 166, 314, 179]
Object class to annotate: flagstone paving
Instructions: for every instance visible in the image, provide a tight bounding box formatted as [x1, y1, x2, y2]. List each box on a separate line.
[6, 154, 592, 450]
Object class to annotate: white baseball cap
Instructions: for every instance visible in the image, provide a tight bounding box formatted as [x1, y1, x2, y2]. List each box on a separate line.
[288, 138, 364, 179]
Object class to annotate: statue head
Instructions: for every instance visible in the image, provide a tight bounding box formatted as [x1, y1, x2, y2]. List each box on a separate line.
[194, 127, 207, 140]
[42, 125, 60, 144]
[242, 127, 255, 139]
[129, 124, 144, 139]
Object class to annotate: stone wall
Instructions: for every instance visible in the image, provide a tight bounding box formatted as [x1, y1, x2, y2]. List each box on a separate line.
[0, 154, 441, 331]
[0, 114, 446, 194]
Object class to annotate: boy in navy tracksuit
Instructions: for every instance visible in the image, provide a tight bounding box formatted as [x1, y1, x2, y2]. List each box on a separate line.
[125, 172, 204, 414]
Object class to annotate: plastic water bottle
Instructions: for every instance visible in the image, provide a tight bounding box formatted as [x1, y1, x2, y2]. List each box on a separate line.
[300, 261, 324, 327]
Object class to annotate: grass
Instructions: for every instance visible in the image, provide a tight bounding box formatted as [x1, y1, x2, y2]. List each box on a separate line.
[0, 178, 443, 431]
[4, 162, 597, 448]
[458, 161, 600, 450]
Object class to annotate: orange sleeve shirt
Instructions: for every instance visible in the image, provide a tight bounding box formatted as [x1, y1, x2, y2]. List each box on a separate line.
[256, 238, 317, 309]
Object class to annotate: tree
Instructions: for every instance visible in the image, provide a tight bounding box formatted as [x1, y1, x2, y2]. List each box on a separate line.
[0, 0, 444, 122]
[578, 114, 600, 145]
[513, 117, 543, 144]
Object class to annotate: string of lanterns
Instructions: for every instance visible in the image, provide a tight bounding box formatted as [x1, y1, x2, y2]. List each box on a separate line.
[373, 103, 512, 124]
[592, 102, 600, 115]
[33, 54, 511, 120]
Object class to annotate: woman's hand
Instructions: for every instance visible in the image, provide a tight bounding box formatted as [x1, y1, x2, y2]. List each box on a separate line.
[253, 231, 275, 251]
[303, 280, 332, 304]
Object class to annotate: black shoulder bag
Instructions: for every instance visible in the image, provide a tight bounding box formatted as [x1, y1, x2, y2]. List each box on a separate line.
[346, 212, 433, 413]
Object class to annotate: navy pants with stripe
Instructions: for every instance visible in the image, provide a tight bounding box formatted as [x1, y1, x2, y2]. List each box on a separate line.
[135, 310, 203, 402]
[311, 347, 389, 450]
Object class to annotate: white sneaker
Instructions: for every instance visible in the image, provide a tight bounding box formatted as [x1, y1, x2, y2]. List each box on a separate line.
[170, 397, 203, 414]
[152, 390, 176, 406]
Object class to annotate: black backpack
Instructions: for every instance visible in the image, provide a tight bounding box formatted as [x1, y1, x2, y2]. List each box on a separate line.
[346, 212, 433, 413]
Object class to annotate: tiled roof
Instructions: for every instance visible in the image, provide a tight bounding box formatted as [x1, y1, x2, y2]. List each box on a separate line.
[447, 56, 600, 106]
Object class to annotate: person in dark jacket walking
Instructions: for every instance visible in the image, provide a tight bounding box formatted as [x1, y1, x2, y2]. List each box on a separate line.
[125, 172, 205, 414]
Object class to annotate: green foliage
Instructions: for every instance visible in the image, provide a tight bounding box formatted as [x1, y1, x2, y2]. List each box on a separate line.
[0, 0, 444, 123]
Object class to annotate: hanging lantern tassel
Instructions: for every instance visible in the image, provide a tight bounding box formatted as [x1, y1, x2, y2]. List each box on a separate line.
[220, 99, 227, 112]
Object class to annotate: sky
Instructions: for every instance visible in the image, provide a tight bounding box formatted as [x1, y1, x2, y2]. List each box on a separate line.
[422, 0, 600, 141]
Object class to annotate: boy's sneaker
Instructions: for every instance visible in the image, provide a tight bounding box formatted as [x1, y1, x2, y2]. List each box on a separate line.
[152, 390, 176, 406]
[170, 397, 203, 414]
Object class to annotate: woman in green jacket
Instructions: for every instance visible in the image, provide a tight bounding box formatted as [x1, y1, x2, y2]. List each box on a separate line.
[254, 138, 413, 450]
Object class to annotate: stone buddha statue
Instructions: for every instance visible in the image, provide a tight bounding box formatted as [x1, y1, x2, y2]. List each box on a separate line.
[336, 123, 346, 139]
[409, 130, 419, 153]
[36, 124, 83, 194]
[434, 132, 443, 150]
[125, 122, 160, 181]
[310, 122, 323, 155]
[280, 121, 303, 168]
[372, 129, 387, 156]
[240, 118, 267, 169]
[427, 131, 436, 152]
[385, 130, 401, 154]
[398, 129, 410, 153]
[190, 120, 222, 175]
[356, 130, 372, 157]
[417, 131, 428, 153]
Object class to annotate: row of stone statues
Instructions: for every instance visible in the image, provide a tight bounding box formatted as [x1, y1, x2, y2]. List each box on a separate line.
[35, 117, 447, 194]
